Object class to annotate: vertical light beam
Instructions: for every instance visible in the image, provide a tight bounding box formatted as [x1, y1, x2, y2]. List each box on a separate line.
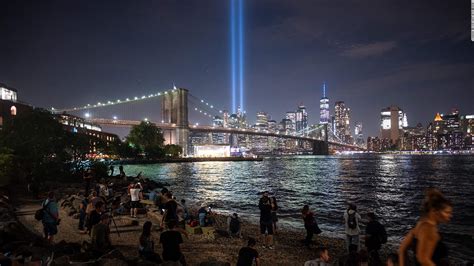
[230, 0, 237, 113]
[238, 0, 244, 112]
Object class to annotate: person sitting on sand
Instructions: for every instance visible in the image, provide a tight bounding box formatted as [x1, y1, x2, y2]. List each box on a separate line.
[304, 246, 331, 266]
[139, 221, 162, 264]
[198, 204, 215, 227]
[237, 237, 259, 266]
[160, 219, 187, 265]
[91, 213, 112, 255]
[228, 213, 242, 238]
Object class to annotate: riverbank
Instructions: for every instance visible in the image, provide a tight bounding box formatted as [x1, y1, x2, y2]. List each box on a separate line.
[3, 180, 399, 265]
[118, 156, 263, 165]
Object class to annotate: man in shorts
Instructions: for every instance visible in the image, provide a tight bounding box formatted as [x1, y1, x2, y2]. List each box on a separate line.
[258, 191, 274, 249]
[130, 183, 142, 218]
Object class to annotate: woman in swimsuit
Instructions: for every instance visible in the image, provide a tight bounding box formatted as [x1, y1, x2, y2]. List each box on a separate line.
[399, 188, 453, 266]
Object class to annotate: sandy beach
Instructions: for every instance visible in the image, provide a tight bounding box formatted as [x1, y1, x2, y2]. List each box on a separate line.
[8, 179, 402, 265]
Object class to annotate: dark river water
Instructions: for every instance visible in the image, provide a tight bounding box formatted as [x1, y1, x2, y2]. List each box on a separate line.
[124, 154, 474, 261]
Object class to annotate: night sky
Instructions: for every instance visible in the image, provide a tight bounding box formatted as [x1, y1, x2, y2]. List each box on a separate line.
[1, 0, 473, 137]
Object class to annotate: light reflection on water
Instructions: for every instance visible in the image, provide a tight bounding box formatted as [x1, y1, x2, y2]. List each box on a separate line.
[124, 154, 474, 261]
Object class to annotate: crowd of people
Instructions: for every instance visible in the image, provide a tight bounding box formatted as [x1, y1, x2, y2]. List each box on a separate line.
[36, 166, 457, 266]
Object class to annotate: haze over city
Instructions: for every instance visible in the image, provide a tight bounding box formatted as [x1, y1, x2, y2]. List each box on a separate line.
[1, 0, 473, 137]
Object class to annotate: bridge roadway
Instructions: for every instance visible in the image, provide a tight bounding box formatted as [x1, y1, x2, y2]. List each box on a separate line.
[91, 118, 362, 150]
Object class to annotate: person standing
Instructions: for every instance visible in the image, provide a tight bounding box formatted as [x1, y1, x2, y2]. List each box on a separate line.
[119, 164, 125, 180]
[344, 203, 361, 252]
[302, 205, 321, 247]
[83, 168, 93, 197]
[109, 165, 114, 177]
[162, 192, 178, 228]
[365, 212, 386, 265]
[237, 238, 260, 266]
[86, 201, 105, 234]
[78, 194, 89, 233]
[160, 220, 186, 265]
[130, 183, 142, 218]
[258, 191, 274, 249]
[41, 191, 59, 244]
[399, 188, 452, 266]
[271, 196, 278, 234]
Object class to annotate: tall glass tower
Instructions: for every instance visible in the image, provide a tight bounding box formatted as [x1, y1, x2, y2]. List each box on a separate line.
[319, 83, 330, 124]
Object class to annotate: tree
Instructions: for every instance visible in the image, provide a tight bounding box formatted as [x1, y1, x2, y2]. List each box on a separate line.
[0, 109, 71, 180]
[164, 144, 182, 158]
[126, 121, 165, 158]
[0, 148, 14, 186]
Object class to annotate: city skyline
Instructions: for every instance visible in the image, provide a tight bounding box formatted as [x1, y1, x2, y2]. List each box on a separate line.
[0, 0, 473, 137]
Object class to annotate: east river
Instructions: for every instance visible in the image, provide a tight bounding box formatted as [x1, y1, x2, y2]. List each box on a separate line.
[124, 154, 474, 261]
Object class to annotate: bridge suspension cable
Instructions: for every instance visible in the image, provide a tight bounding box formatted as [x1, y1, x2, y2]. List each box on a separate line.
[50, 87, 179, 113]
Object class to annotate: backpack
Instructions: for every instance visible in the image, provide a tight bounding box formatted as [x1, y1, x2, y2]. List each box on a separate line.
[34, 208, 44, 221]
[347, 211, 357, 229]
[34, 201, 50, 221]
[229, 216, 240, 233]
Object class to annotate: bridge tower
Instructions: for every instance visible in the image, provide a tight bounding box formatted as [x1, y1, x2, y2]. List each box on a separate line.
[312, 123, 329, 155]
[161, 88, 189, 156]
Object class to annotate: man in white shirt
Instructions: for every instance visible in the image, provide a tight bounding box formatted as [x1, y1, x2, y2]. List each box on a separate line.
[130, 183, 142, 218]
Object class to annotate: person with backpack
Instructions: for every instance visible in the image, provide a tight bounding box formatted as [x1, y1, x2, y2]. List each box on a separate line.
[365, 212, 386, 265]
[41, 191, 59, 244]
[228, 213, 242, 238]
[344, 203, 361, 252]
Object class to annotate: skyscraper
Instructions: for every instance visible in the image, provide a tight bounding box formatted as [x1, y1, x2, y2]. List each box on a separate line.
[334, 101, 352, 143]
[380, 106, 406, 145]
[354, 122, 364, 146]
[334, 101, 344, 140]
[285, 111, 296, 132]
[295, 105, 308, 135]
[256, 111, 269, 130]
[319, 83, 329, 125]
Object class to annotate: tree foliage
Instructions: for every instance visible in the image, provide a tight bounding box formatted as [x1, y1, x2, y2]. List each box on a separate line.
[0, 148, 14, 186]
[126, 121, 165, 157]
[164, 144, 182, 158]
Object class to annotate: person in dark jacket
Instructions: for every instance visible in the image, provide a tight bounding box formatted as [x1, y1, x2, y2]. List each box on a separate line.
[365, 212, 386, 265]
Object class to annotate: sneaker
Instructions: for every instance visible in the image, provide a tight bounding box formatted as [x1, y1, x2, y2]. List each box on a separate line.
[268, 245, 274, 250]
[262, 245, 267, 249]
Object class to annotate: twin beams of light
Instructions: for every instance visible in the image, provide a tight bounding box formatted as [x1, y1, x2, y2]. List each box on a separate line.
[230, 0, 244, 114]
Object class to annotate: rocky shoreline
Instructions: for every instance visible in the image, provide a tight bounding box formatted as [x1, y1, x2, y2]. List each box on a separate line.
[1, 178, 461, 265]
